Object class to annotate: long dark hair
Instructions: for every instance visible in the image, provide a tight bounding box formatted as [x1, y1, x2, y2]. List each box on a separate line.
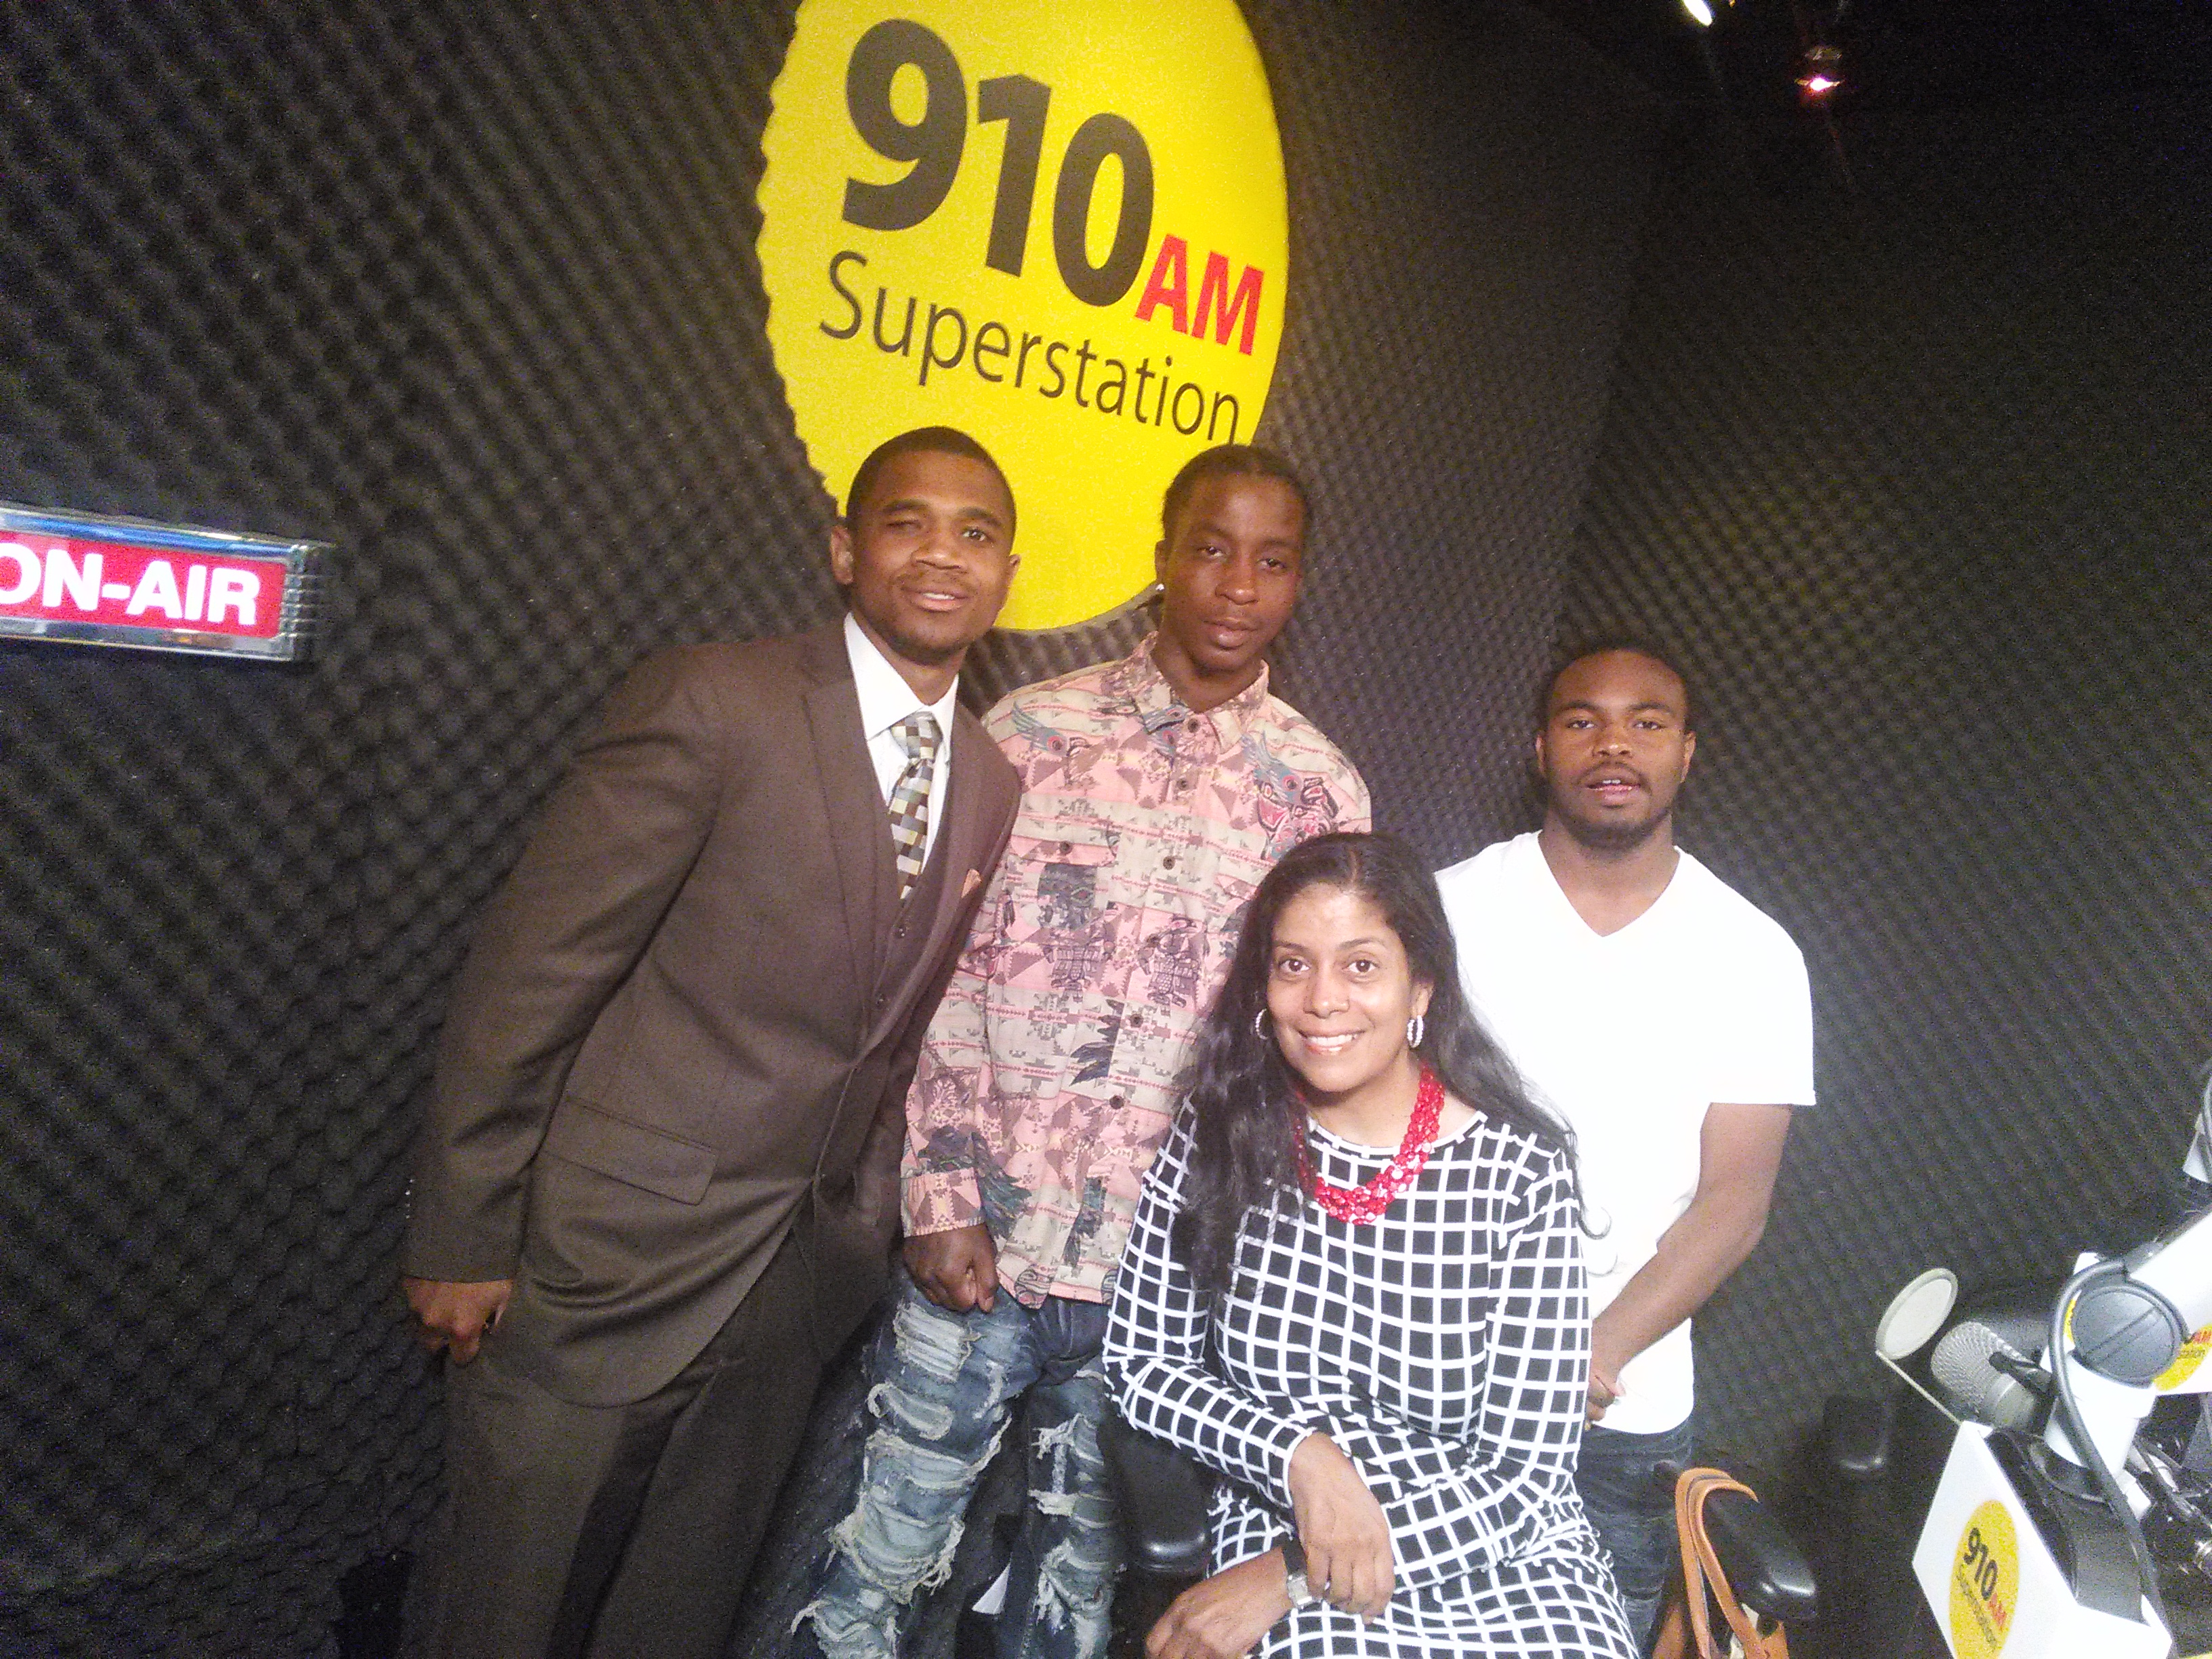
[1172, 831, 1574, 1296]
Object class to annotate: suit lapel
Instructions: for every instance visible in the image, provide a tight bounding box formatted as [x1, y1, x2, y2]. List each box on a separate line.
[930, 708, 994, 928]
[800, 626, 896, 1012]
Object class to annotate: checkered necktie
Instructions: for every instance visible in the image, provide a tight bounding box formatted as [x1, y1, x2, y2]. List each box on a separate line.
[886, 710, 941, 902]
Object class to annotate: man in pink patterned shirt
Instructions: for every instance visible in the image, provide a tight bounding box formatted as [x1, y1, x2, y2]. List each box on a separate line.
[800, 447, 1369, 1659]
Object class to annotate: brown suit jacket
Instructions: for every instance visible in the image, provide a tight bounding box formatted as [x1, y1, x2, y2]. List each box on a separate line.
[403, 622, 1018, 1406]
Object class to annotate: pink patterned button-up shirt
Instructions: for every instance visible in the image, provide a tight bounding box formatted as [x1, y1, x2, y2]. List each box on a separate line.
[901, 636, 1370, 1306]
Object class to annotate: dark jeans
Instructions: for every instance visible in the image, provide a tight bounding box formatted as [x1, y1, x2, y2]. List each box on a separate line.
[1578, 1419, 1696, 1654]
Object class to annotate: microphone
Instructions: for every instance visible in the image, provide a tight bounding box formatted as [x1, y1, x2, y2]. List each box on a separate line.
[1930, 1311, 2049, 1431]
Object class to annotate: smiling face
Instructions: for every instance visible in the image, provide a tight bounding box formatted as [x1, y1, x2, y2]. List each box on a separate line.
[1536, 649, 1697, 853]
[1265, 883, 1432, 1115]
[1151, 471, 1305, 712]
[831, 448, 1018, 692]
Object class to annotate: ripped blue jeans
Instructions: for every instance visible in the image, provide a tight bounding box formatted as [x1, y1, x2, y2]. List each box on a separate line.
[797, 1271, 1120, 1659]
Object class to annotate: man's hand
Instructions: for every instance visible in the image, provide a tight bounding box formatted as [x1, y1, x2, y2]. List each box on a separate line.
[1286, 1433, 1394, 1618]
[1146, 1549, 1292, 1659]
[1580, 1102, 1795, 1418]
[403, 1277, 512, 1366]
[1587, 1353, 1622, 1423]
[903, 1223, 997, 1313]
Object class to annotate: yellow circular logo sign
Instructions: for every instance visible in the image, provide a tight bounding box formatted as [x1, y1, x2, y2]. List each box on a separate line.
[1948, 1500, 2020, 1659]
[760, 1, 1289, 630]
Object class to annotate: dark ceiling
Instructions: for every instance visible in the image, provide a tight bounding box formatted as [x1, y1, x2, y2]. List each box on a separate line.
[1524, 0, 2212, 116]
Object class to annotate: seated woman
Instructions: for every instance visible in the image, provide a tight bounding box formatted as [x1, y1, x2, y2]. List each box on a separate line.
[1105, 831, 1635, 1659]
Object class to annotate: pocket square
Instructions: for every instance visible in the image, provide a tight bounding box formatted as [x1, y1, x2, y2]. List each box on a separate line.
[962, 867, 983, 898]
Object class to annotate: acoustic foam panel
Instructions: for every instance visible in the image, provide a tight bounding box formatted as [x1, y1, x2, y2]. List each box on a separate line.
[1563, 94, 2212, 1480]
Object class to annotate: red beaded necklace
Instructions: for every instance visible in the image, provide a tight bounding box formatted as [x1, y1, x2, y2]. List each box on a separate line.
[1296, 1063, 1444, 1225]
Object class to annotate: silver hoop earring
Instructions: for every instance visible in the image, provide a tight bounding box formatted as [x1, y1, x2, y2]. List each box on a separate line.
[1253, 1008, 1269, 1040]
[1406, 1013, 1425, 1048]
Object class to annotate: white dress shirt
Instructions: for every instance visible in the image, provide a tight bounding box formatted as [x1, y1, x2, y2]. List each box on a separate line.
[844, 611, 959, 869]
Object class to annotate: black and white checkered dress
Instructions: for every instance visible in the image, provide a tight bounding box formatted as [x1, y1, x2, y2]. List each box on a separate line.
[1105, 1110, 1636, 1658]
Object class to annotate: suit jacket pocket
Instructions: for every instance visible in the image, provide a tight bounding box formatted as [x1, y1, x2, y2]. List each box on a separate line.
[540, 1097, 715, 1205]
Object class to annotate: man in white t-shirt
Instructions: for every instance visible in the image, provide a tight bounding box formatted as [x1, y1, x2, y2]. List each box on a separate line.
[1435, 641, 1814, 1650]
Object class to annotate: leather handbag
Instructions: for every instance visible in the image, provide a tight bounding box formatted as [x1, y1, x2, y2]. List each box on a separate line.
[1652, 1467, 1793, 1659]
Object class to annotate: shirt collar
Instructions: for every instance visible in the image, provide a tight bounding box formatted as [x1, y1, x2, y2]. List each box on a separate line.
[844, 612, 960, 743]
[1121, 632, 1272, 745]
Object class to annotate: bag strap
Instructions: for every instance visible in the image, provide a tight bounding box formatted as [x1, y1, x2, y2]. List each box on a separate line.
[1673, 1467, 1789, 1659]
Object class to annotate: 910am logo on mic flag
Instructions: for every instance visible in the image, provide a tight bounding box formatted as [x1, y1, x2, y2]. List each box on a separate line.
[760, 0, 1289, 631]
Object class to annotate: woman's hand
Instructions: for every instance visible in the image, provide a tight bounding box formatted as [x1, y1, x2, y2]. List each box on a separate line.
[1146, 1549, 1293, 1659]
[1286, 1433, 1395, 1618]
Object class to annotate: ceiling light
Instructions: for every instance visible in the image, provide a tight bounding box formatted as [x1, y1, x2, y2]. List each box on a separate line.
[1797, 43, 1844, 104]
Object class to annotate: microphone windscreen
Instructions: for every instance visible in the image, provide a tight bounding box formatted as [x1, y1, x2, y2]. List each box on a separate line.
[1931, 1319, 2043, 1431]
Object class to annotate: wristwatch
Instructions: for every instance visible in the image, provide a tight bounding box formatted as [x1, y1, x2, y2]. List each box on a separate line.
[1279, 1534, 1317, 1607]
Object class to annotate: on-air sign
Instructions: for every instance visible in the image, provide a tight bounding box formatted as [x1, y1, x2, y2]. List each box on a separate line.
[759, 0, 1290, 631]
[0, 502, 324, 662]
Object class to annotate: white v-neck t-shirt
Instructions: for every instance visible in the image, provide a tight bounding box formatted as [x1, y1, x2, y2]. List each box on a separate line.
[1437, 832, 1815, 1433]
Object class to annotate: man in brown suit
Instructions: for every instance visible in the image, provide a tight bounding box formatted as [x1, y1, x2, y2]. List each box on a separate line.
[401, 427, 1025, 1659]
